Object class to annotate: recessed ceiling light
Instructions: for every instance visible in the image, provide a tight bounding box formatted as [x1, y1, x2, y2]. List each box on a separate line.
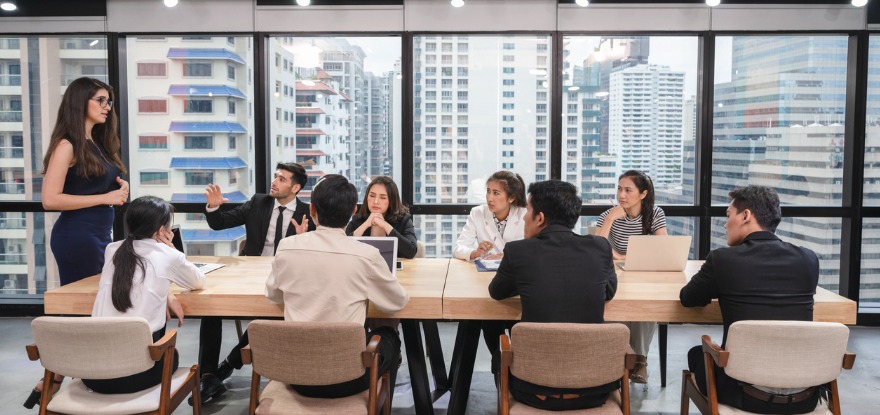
[575, 0, 589, 7]
[852, 0, 868, 7]
[163, 0, 178, 7]
[0, 2, 17, 11]
[706, 0, 721, 6]
[451, 0, 465, 7]
[296, 0, 311, 5]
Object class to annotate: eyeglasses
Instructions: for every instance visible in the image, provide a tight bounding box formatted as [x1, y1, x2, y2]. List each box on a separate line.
[90, 97, 113, 109]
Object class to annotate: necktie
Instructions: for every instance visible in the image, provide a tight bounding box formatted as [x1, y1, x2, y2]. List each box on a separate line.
[273, 206, 286, 254]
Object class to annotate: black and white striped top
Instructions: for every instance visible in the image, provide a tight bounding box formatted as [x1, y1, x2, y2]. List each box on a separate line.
[596, 205, 667, 255]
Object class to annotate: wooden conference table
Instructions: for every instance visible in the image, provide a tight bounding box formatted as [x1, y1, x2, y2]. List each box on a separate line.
[44, 257, 856, 415]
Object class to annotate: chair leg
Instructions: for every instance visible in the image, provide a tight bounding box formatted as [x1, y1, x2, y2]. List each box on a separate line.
[680, 371, 689, 415]
[830, 379, 841, 415]
[192, 365, 202, 415]
[235, 319, 244, 340]
[384, 372, 392, 415]
[248, 372, 261, 415]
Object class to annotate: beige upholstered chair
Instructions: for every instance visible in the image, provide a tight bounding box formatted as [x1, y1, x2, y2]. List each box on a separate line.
[26, 316, 200, 415]
[498, 322, 635, 415]
[681, 320, 856, 415]
[241, 320, 391, 415]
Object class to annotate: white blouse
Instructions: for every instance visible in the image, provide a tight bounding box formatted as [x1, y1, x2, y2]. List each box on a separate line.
[92, 239, 206, 332]
[453, 204, 527, 261]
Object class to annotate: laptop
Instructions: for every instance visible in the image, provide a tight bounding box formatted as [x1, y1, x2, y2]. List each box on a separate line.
[170, 225, 226, 274]
[353, 236, 399, 277]
[617, 235, 692, 272]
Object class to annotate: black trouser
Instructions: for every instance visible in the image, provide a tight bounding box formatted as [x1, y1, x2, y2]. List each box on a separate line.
[198, 317, 250, 375]
[83, 328, 179, 394]
[508, 375, 618, 411]
[291, 326, 401, 398]
[483, 320, 515, 375]
[687, 345, 821, 414]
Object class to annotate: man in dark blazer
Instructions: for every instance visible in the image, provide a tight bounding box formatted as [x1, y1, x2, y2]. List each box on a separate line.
[489, 180, 618, 411]
[192, 162, 316, 405]
[680, 185, 820, 413]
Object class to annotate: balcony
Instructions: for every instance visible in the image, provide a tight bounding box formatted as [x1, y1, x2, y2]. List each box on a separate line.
[0, 75, 21, 86]
[0, 111, 23, 123]
[0, 181, 24, 194]
[0, 146, 23, 159]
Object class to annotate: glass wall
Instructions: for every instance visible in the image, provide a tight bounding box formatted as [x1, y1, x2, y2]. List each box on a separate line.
[865, 36, 880, 206]
[267, 36, 402, 201]
[562, 36, 699, 206]
[861, 219, 880, 311]
[0, 35, 108, 297]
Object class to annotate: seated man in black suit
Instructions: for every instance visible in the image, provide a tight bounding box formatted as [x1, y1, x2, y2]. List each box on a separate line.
[488, 179, 618, 411]
[191, 162, 316, 405]
[680, 185, 820, 414]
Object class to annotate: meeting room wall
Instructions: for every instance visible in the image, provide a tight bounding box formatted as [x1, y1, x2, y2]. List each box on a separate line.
[0, 0, 878, 324]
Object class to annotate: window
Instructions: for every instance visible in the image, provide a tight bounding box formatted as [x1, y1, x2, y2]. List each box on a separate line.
[228, 135, 237, 150]
[502, 103, 515, 110]
[139, 135, 168, 149]
[502, 67, 515, 74]
[185, 171, 214, 185]
[457, 91, 468, 100]
[183, 62, 212, 77]
[502, 91, 514, 98]
[457, 67, 468, 76]
[227, 99, 235, 115]
[457, 79, 468, 88]
[503, 43, 515, 50]
[140, 171, 168, 185]
[503, 79, 514, 86]
[185, 98, 213, 113]
[138, 99, 167, 113]
[185, 135, 213, 150]
[502, 151, 514, 157]
[503, 55, 515, 62]
[502, 115, 514, 122]
[502, 127, 514, 133]
[227, 64, 235, 80]
[137, 62, 166, 77]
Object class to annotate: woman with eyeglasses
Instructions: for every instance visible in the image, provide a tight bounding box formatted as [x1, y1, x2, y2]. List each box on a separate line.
[25, 77, 129, 408]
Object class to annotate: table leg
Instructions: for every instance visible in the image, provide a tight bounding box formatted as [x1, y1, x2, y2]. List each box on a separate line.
[422, 321, 450, 395]
[446, 320, 482, 415]
[401, 320, 434, 415]
[659, 322, 668, 388]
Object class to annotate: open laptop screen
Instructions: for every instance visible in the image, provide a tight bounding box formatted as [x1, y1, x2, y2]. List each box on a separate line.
[170, 225, 225, 274]
[353, 236, 399, 277]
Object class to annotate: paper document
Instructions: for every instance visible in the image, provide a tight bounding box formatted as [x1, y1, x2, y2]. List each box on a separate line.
[475, 259, 502, 272]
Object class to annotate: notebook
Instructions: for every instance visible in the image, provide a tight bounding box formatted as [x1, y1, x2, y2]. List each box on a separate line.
[170, 225, 226, 274]
[353, 236, 399, 277]
[618, 235, 692, 272]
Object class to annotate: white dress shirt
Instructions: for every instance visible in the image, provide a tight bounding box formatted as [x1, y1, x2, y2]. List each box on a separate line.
[453, 204, 527, 261]
[261, 199, 298, 257]
[92, 239, 206, 332]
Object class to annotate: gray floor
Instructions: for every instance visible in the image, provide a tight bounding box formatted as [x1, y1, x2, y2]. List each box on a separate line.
[3, 318, 878, 414]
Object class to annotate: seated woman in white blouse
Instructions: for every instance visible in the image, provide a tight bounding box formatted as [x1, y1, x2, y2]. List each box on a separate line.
[453, 170, 527, 262]
[87, 195, 206, 394]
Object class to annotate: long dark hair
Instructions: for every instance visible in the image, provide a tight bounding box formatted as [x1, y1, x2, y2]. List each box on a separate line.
[487, 171, 527, 207]
[42, 77, 126, 178]
[619, 170, 655, 236]
[111, 196, 173, 312]
[357, 176, 408, 222]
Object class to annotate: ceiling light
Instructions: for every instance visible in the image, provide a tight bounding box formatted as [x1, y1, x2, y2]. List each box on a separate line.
[451, 0, 465, 7]
[296, 0, 311, 5]
[575, 0, 589, 6]
[1, 1, 17, 10]
[706, 0, 720, 6]
[163, 0, 178, 7]
[852, 0, 868, 7]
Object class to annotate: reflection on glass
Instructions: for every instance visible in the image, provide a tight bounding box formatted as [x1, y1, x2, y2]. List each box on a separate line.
[711, 217, 841, 294]
[563, 36, 699, 206]
[0, 36, 108, 297]
[267, 36, 402, 202]
[860, 219, 880, 309]
[413, 35, 552, 204]
[713, 36, 848, 207]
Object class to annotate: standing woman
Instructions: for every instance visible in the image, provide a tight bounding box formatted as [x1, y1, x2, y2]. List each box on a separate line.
[453, 170, 527, 261]
[42, 77, 129, 286]
[85, 195, 206, 394]
[24, 77, 129, 409]
[347, 176, 418, 259]
[596, 170, 667, 384]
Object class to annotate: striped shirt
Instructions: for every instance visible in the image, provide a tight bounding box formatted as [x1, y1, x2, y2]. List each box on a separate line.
[596, 205, 667, 255]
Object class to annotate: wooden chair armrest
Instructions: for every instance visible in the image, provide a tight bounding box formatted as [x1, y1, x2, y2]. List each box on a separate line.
[362, 335, 381, 367]
[701, 334, 728, 367]
[624, 344, 637, 370]
[842, 352, 856, 370]
[149, 330, 177, 361]
[499, 334, 512, 368]
[241, 345, 252, 365]
[499, 334, 512, 415]
[26, 344, 39, 361]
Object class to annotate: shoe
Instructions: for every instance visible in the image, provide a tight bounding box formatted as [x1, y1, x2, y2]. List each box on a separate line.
[23, 389, 40, 409]
[216, 360, 234, 382]
[631, 355, 648, 384]
[187, 373, 228, 406]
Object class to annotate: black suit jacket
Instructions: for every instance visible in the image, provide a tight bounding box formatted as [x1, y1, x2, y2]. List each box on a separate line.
[679, 231, 819, 345]
[488, 224, 618, 323]
[345, 213, 418, 259]
[204, 194, 316, 256]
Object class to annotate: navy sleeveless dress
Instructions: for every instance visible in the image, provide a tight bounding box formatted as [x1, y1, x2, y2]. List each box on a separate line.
[50, 139, 120, 286]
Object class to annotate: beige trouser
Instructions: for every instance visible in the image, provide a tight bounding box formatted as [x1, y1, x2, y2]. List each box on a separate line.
[624, 321, 657, 357]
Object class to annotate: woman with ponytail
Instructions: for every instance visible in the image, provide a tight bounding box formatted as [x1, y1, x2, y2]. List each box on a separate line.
[596, 170, 668, 385]
[84, 195, 206, 393]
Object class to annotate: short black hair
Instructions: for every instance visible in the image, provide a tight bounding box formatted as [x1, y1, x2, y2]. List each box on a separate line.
[311, 174, 358, 228]
[729, 185, 782, 232]
[277, 162, 307, 189]
[527, 180, 582, 229]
